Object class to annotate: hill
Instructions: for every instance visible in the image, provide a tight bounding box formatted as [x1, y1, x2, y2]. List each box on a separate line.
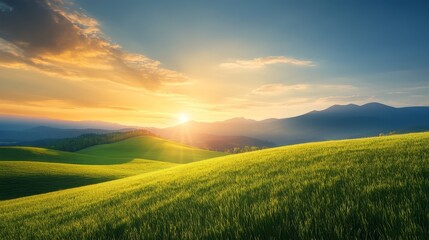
[0, 146, 126, 165]
[158, 102, 429, 145]
[1, 132, 428, 239]
[0, 136, 225, 199]
[0, 126, 117, 145]
[78, 136, 226, 163]
[21, 129, 155, 151]
[0, 136, 225, 164]
[155, 132, 276, 151]
[0, 159, 176, 200]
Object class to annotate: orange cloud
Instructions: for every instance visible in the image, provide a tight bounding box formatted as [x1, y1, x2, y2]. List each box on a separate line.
[251, 83, 356, 95]
[252, 83, 310, 94]
[0, 0, 188, 90]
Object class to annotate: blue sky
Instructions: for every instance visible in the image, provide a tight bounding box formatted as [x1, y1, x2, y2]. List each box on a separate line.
[75, 0, 429, 107]
[0, 0, 428, 126]
[76, 0, 429, 74]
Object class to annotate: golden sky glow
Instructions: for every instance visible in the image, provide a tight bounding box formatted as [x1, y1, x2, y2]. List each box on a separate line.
[0, 0, 427, 127]
[178, 113, 190, 124]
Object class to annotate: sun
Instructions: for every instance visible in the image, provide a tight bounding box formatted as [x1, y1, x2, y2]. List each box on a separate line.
[178, 113, 189, 123]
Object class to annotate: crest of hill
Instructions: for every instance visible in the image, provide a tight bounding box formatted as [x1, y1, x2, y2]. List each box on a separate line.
[23, 129, 155, 152]
[0, 136, 225, 165]
[0, 136, 225, 199]
[77, 136, 226, 164]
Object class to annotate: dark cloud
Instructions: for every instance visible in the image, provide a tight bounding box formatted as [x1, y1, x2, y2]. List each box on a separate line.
[0, 0, 81, 55]
[0, 0, 188, 89]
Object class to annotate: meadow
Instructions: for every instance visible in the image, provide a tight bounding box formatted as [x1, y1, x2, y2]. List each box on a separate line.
[0, 136, 224, 199]
[78, 136, 225, 163]
[0, 132, 428, 239]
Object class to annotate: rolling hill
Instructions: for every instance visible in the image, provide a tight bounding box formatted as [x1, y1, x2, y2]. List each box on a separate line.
[0, 126, 123, 145]
[21, 129, 155, 152]
[152, 132, 276, 151]
[0, 146, 126, 165]
[1, 132, 428, 239]
[0, 136, 225, 199]
[0, 159, 176, 200]
[0, 126, 118, 145]
[78, 136, 226, 163]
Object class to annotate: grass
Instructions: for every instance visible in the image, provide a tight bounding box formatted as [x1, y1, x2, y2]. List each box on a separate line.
[0, 136, 225, 165]
[78, 136, 226, 163]
[0, 160, 176, 200]
[0, 136, 224, 200]
[0, 132, 428, 239]
[0, 146, 126, 164]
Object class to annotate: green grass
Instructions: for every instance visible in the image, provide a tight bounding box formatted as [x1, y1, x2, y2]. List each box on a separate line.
[0, 160, 176, 200]
[0, 136, 224, 200]
[78, 136, 226, 164]
[0, 136, 225, 165]
[0, 146, 128, 164]
[1, 132, 428, 239]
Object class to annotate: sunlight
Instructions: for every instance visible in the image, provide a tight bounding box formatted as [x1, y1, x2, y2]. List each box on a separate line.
[178, 113, 189, 124]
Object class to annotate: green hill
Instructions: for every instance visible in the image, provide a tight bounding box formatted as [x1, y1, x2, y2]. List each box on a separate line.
[0, 159, 176, 200]
[0, 136, 225, 165]
[78, 136, 226, 163]
[0, 136, 225, 199]
[1, 132, 428, 239]
[0, 146, 126, 164]
[26, 129, 155, 152]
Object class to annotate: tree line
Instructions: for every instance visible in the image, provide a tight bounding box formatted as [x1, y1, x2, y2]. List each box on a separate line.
[31, 129, 155, 152]
[224, 146, 269, 154]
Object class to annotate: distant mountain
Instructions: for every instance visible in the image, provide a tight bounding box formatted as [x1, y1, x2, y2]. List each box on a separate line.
[2, 102, 429, 149]
[159, 103, 429, 145]
[0, 115, 139, 145]
[0, 126, 119, 145]
[153, 131, 276, 151]
[0, 115, 132, 131]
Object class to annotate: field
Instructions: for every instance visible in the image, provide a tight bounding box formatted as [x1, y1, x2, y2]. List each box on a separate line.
[78, 136, 226, 163]
[0, 132, 428, 239]
[0, 160, 176, 200]
[0, 136, 224, 200]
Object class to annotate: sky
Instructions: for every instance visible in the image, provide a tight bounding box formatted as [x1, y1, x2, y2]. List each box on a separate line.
[0, 0, 428, 127]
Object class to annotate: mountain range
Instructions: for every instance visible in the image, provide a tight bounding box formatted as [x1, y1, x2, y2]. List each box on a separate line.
[1, 102, 429, 149]
[155, 102, 429, 146]
[0, 114, 131, 131]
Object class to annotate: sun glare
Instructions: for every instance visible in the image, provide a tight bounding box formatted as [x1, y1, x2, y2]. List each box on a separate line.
[178, 113, 189, 123]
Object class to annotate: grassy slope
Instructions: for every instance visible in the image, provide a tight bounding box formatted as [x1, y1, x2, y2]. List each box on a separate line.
[0, 160, 176, 200]
[0, 136, 225, 165]
[1, 132, 428, 239]
[78, 136, 226, 164]
[0, 146, 126, 164]
[0, 136, 224, 200]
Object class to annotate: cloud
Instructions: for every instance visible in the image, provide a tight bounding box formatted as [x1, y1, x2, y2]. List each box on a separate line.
[219, 56, 315, 69]
[251, 83, 356, 95]
[0, 2, 12, 12]
[314, 95, 379, 107]
[252, 83, 309, 94]
[0, 0, 188, 89]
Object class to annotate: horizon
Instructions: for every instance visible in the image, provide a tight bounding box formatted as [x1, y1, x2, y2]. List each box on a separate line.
[0, 101, 425, 128]
[0, 0, 428, 127]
